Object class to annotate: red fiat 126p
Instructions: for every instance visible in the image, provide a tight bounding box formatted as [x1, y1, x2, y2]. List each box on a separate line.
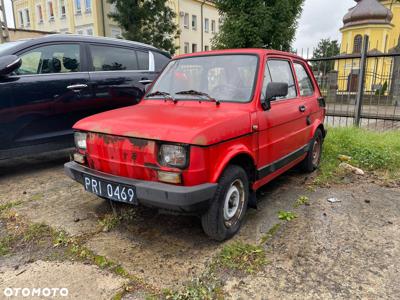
[65, 49, 326, 241]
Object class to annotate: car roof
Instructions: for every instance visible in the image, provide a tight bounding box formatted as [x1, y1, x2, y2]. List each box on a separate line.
[2, 34, 170, 57]
[174, 48, 305, 61]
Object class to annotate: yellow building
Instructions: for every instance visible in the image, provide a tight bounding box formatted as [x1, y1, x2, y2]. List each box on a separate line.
[11, 0, 220, 54]
[337, 0, 400, 93]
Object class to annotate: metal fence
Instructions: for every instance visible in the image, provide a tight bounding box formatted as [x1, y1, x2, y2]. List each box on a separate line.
[303, 36, 400, 130]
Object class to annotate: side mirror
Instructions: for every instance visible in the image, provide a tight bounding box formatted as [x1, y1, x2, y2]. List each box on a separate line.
[139, 79, 153, 92]
[0, 55, 22, 76]
[262, 82, 289, 110]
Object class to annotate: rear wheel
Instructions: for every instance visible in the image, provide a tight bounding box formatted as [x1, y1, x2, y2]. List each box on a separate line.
[201, 165, 249, 241]
[300, 129, 323, 173]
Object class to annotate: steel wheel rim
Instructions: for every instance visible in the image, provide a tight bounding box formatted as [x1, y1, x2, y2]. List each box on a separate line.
[312, 137, 321, 166]
[223, 179, 245, 228]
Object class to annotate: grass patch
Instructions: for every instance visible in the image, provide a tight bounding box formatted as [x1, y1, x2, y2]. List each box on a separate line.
[0, 201, 23, 213]
[23, 223, 51, 242]
[164, 276, 224, 300]
[98, 214, 121, 232]
[317, 127, 400, 184]
[278, 211, 297, 221]
[216, 241, 267, 274]
[294, 196, 310, 208]
[0, 235, 15, 256]
[260, 223, 282, 245]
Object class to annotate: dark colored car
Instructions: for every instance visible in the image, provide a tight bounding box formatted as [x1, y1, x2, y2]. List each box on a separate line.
[0, 34, 170, 160]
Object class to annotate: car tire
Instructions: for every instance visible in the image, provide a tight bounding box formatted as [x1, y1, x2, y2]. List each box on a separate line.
[300, 128, 323, 173]
[201, 165, 249, 241]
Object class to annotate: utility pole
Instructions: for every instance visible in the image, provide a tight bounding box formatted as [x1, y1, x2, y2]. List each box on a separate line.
[0, 0, 10, 43]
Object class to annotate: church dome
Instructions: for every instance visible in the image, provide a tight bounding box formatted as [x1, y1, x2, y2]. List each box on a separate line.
[343, 0, 393, 28]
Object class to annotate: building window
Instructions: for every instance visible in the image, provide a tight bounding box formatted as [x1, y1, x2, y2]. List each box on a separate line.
[75, 0, 82, 14]
[183, 13, 189, 29]
[204, 18, 209, 33]
[192, 43, 197, 53]
[18, 10, 24, 27]
[353, 35, 363, 54]
[86, 28, 93, 36]
[204, 45, 209, 51]
[85, 0, 91, 13]
[184, 42, 189, 54]
[192, 15, 197, 30]
[60, 0, 66, 18]
[37, 5, 43, 23]
[77, 30, 83, 35]
[24, 9, 30, 27]
[211, 20, 216, 33]
[48, 1, 55, 21]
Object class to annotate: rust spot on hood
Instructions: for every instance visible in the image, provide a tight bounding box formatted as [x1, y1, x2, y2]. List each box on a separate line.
[129, 138, 149, 149]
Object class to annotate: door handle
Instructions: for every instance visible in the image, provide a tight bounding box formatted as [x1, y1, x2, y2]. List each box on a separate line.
[67, 84, 88, 92]
[299, 105, 306, 112]
[139, 79, 153, 85]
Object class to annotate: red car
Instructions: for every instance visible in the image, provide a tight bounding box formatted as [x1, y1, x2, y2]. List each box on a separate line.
[65, 49, 326, 241]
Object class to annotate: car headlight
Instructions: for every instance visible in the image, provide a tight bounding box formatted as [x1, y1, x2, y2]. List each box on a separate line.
[159, 144, 188, 168]
[74, 132, 87, 150]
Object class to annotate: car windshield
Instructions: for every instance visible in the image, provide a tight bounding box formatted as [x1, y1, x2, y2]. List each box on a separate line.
[0, 41, 24, 56]
[147, 54, 258, 103]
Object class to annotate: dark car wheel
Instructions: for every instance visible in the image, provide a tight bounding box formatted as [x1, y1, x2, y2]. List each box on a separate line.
[201, 165, 249, 241]
[300, 128, 323, 173]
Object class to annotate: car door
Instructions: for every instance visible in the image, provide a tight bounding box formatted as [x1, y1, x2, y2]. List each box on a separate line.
[257, 57, 309, 179]
[6, 42, 89, 148]
[87, 44, 159, 112]
[0, 76, 15, 151]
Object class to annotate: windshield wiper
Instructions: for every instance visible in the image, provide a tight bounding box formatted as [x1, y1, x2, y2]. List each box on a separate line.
[146, 91, 177, 103]
[175, 90, 220, 105]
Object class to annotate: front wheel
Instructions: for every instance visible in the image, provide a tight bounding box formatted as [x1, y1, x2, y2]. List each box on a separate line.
[300, 128, 323, 173]
[201, 165, 249, 241]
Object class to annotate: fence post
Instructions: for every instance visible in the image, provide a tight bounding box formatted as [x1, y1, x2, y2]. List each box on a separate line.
[354, 35, 369, 127]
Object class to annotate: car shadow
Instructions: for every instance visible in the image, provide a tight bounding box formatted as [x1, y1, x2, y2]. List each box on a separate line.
[0, 150, 72, 179]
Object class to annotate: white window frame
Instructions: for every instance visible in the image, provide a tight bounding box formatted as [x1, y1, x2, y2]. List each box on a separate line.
[24, 9, 30, 27]
[192, 43, 197, 53]
[183, 13, 189, 29]
[75, 0, 82, 15]
[36, 5, 43, 23]
[184, 42, 189, 54]
[59, 0, 66, 18]
[192, 15, 197, 31]
[211, 20, 216, 33]
[18, 10, 24, 28]
[85, 0, 92, 13]
[204, 18, 209, 33]
[48, 1, 55, 21]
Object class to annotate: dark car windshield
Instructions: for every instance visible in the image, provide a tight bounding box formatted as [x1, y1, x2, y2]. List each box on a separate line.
[0, 41, 25, 56]
[146, 54, 258, 103]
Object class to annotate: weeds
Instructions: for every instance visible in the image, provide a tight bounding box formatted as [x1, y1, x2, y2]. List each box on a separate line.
[98, 214, 121, 232]
[216, 241, 267, 274]
[260, 223, 281, 245]
[278, 211, 297, 221]
[294, 196, 309, 208]
[317, 127, 400, 184]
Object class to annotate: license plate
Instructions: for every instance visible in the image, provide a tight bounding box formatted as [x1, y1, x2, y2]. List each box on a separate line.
[83, 175, 137, 204]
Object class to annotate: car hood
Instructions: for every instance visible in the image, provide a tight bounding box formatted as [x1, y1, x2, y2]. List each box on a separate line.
[73, 101, 252, 146]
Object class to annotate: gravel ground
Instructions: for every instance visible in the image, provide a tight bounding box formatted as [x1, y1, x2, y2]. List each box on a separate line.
[0, 151, 399, 299]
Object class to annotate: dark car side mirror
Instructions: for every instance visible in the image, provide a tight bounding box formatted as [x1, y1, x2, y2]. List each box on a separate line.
[262, 82, 289, 110]
[0, 55, 22, 77]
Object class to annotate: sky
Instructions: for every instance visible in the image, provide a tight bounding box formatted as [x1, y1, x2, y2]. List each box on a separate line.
[4, 0, 355, 53]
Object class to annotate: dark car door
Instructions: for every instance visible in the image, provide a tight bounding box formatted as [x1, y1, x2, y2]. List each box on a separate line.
[0, 77, 15, 151]
[5, 42, 90, 149]
[87, 44, 160, 110]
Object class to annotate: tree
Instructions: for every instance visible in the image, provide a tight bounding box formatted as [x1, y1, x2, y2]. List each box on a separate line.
[108, 0, 179, 55]
[212, 0, 304, 51]
[311, 39, 340, 72]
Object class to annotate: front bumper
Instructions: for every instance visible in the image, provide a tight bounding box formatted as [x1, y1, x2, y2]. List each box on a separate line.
[64, 162, 217, 213]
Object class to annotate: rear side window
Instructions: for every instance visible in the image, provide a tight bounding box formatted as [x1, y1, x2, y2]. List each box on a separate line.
[137, 50, 149, 70]
[16, 44, 80, 75]
[90, 45, 139, 71]
[152, 51, 170, 71]
[294, 62, 314, 97]
[267, 60, 297, 99]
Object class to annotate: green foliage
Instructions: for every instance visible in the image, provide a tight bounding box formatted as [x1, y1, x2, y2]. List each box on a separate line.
[108, 0, 179, 54]
[311, 38, 340, 72]
[375, 81, 388, 96]
[260, 223, 281, 244]
[316, 127, 400, 184]
[0, 201, 23, 213]
[278, 211, 297, 221]
[164, 276, 223, 300]
[217, 242, 267, 274]
[23, 223, 50, 242]
[0, 235, 14, 256]
[213, 0, 304, 51]
[294, 196, 309, 208]
[98, 214, 121, 232]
